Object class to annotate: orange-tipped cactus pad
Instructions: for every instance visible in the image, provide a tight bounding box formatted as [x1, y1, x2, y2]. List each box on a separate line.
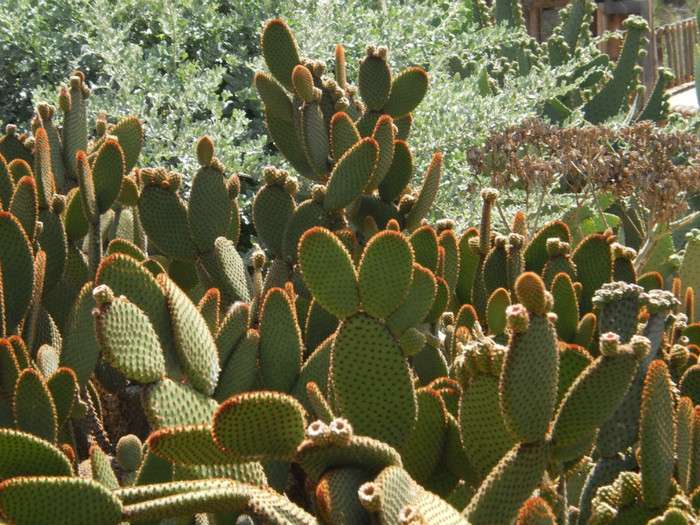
[213, 391, 307, 462]
[358, 230, 414, 319]
[299, 227, 360, 319]
[0, 476, 123, 525]
[514, 272, 549, 316]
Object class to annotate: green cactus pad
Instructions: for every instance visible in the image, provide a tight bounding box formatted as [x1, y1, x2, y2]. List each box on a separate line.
[572, 234, 612, 313]
[265, 111, 317, 181]
[298, 227, 360, 319]
[358, 230, 414, 319]
[486, 288, 510, 335]
[524, 221, 570, 275]
[361, 465, 418, 523]
[0, 340, 19, 403]
[330, 112, 361, 161]
[550, 349, 637, 455]
[215, 302, 250, 368]
[8, 159, 32, 185]
[116, 434, 143, 472]
[292, 336, 334, 414]
[246, 485, 318, 524]
[197, 288, 220, 337]
[92, 140, 125, 214]
[301, 102, 332, 177]
[464, 441, 549, 525]
[94, 293, 167, 383]
[439, 230, 460, 294]
[331, 313, 416, 447]
[13, 368, 57, 443]
[0, 154, 14, 209]
[258, 287, 304, 392]
[459, 374, 516, 481]
[143, 378, 219, 429]
[106, 238, 145, 261]
[255, 72, 294, 123]
[59, 281, 99, 388]
[405, 152, 442, 232]
[514, 272, 549, 316]
[215, 328, 260, 402]
[292, 64, 315, 102]
[640, 359, 676, 508]
[0, 428, 74, 481]
[367, 114, 396, 191]
[304, 298, 340, 354]
[424, 275, 449, 324]
[556, 343, 592, 405]
[105, 116, 143, 175]
[63, 188, 89, 242]
[32, 128, 55, 210]
[0, 476, 122, 525]
[261, 19, 301, 91]
[76, 151, 98, 223]
[149, 424, 238, 465]
[680, 232, 700, 323]
[677, 397, 693, 493]
[62, 82, 88, 179]
[37, 208, 67, 294]
[387, 263, 437, 336]
[0, 131, 32, 167]
[158, 274, 220, 395]
[358, 54, 392, 111]
[410, 226, 439, 272]
[500, 314, 559, 443]
[90, 445, 119, 490]
[13, 172, 37, 238]
[315, 468, 373, 525]
[324, 137, 378, 213]
[138, 185, 198, 259]
[378, 140, 413, 203]
[383, 67, 430, 118]
[213, 391, 306, 462]
[253, 184, 295, 256]
[483, 244, 509, 297]
[550, 272, 579, 343]
[297, 432, 402, 482]
[456, 229, 479, 305]
[188, 166, 232, 253]
[198, 237, 252, 306]
[282, 199, 332, 262]
[400, 387, 447, 483]
[46, 368, 77, 428]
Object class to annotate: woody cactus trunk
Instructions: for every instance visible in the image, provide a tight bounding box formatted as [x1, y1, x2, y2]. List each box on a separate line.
[0, 12, 698, 525]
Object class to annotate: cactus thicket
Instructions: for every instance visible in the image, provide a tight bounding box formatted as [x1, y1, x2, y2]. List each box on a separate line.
[0, 12, 697, 525]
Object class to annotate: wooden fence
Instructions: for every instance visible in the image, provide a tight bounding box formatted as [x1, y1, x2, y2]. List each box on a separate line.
[655, 17, 697, 87]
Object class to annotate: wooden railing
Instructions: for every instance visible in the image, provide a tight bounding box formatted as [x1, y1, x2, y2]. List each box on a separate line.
[655, 17, 698, 87]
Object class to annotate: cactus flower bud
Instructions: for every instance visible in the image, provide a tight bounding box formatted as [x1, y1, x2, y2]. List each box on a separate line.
[283, 176, 299, 197]
[506, 304, 530, 333]
[358, 482, 381, 511]
[329, 418, 353, 446]
[399, 505, 425, 524]
[311, 184, 326, 203]
[629, 335, 651, 360]
[377, 46, 389, 60]
[92, 284, 115, 309]
[600, 332, 621, 357]
[306, 420, 331, 446]
[58, 85, 71, 113]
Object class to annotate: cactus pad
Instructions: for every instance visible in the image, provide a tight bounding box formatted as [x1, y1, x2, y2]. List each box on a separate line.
[331, 313, 417, 447]
[324, 137, 378, 213]
[213, 391, 306, 462]
[0, 476, 122, 525]
[358, 230, 414, 319]
[299, 227, 360, 319]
